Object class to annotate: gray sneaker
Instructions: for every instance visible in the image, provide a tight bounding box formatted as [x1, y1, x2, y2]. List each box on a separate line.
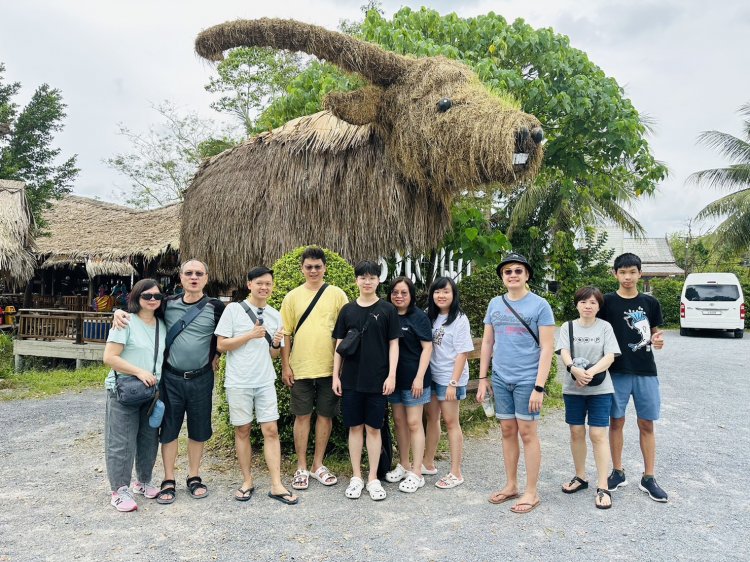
[607, 469, 628, 491]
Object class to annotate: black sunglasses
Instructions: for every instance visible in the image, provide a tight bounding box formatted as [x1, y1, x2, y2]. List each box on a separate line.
[140, 293, 164, 301]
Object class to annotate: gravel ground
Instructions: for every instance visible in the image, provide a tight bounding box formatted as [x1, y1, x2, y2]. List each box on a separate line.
[1, 330, 748, 561]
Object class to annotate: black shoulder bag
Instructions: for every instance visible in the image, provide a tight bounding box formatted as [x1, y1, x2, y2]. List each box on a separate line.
[568, 320, 606, 387]
[115, 321, 160, 406]
[502, 295, 539, 346]
[239, 301, 274, 346]
[336, 309, 375, 358]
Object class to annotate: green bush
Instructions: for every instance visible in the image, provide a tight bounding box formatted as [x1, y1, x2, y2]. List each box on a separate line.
[650, 278, 683, 326]
[743, 282, 750, 330]
[0, 333, 12, 377]
[457, 266, 504, 337]
[214, 247, 357, 458]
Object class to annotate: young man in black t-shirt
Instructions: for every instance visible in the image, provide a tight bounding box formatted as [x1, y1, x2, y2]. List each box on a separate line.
[333, 261, 400, 501]
[598, 253, 668, 502]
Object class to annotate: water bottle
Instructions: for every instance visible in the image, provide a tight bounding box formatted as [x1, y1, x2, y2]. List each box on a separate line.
[149, 399, 165, 428]
[481, 393, 495, 418]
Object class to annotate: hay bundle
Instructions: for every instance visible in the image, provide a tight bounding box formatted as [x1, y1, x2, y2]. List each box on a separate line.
[184, 18, 546, 285]
[0, 180, 35, 283]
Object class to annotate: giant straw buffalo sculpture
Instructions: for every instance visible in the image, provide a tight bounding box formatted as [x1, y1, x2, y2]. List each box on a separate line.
[181, 18, 545, 285]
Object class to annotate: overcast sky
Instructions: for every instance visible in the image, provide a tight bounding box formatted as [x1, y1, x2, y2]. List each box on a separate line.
[2, 0, 749, 237]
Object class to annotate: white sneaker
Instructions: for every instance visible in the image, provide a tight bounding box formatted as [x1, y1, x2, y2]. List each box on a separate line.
[111, 486, 137, 512]
[385, 463, 407, 483]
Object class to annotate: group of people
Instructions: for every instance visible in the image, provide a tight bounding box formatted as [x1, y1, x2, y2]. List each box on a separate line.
[102, 247, 668, 514]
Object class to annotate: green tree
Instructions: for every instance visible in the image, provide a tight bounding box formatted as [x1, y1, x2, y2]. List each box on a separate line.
[106, 101, 236, 208]
[690, 102, 750, 254]
[0, 63, 78, 228]
[205, 47, 305, 136]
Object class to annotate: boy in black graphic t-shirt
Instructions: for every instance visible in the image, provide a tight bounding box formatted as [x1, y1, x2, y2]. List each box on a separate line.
[333, 261, 400, 501]
[598, 253, 668, 502]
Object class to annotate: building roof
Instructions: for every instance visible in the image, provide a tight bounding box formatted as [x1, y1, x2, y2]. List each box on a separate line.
[601, 227, 685, 277]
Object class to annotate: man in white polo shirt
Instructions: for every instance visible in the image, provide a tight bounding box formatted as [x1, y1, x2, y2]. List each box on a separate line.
[215, 266, 298, 505]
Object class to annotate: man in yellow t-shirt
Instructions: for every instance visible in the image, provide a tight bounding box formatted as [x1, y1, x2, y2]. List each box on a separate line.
[281, 247, 349, 491]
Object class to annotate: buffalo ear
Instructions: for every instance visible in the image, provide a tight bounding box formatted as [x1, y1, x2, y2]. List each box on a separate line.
[323, 86, 383, 126]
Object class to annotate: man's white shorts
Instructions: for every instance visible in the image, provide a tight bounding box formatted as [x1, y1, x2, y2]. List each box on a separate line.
[226, 385, 279, 426]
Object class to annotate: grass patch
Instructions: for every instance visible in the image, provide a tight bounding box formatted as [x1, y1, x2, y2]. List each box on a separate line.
[0, 365, 106, 401]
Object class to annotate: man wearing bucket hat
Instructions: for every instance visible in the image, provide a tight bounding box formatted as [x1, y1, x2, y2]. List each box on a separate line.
[477, 252, 555, 514]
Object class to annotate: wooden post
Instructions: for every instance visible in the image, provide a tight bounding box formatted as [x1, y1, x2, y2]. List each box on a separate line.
[75, 313, 84, 345]
[14, 353, 22, 372]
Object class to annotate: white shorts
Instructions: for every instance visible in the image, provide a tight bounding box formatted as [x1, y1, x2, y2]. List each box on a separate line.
[226, 385, 279, 426]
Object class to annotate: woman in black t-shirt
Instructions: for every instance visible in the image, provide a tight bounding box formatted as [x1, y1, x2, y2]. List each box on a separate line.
[384, 277, 434, 493]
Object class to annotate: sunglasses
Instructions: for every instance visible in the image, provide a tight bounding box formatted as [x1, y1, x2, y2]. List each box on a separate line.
[303, 264, 324, 271]
[182, 270, 206, 277]
[502, 267, 526, 276]
[140, 293, 164, 301]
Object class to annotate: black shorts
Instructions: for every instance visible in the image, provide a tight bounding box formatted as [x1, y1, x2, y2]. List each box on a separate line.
[290, 376, 340, 418]
[160, 369, 214, 443]
[342, 390, 387, 429]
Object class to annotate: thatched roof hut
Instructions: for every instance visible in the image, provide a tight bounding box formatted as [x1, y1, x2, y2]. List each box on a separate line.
[35, 195, 180, 275]
[0, 180, 36, 284]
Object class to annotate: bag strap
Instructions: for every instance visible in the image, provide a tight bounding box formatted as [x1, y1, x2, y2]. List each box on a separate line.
[165, 297, 209, 350]
[294, 283, 328, 335]
[502, 295, 539, 346]
[568, 320, 575, 357]
[152, 320, 160, 375]
[239, 300, 274, 346]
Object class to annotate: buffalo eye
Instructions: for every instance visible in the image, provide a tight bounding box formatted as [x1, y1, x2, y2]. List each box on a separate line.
[437, 98, 453, 112]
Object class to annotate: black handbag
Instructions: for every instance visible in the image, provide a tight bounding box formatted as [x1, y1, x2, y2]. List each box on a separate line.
[336, 311, 374, 358]
[115, 321, 160, 405]
[568, 320, 606, 387]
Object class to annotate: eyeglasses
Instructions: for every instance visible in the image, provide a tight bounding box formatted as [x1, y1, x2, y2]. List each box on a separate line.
[303, 264, 324, 271]
[391, 290, 410, 297]
[502, 268, 526, 276]
[182, 270, 206, 277]
[140, 293, 164, 301]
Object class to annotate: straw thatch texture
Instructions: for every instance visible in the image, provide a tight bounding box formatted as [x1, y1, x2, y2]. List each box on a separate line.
[186, 18, 546, 286]
[196, 18, 409, 86]
[0, 180, 36, 283]
[36, 195, 180, 275]
[182, 111, 452, 286]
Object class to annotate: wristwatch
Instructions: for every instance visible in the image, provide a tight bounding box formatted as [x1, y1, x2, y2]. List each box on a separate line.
[449, 380, 458, 387]
[271, 342, 281, 349]
[566, 364, 572, 373]
[533, 385, 545, 393]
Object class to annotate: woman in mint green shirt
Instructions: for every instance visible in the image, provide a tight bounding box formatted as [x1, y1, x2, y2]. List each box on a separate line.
[103, 279, 166, 512]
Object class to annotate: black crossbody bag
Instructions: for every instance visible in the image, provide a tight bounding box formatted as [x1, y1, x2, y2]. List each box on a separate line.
[568, 321, 606, 387]
[115, 321, 160, 406]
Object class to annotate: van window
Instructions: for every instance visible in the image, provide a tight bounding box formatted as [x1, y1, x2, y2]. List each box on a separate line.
[684, 284, 740, 302]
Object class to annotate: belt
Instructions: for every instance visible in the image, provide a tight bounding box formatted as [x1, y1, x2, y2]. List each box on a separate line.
[164, 363, 212, 380]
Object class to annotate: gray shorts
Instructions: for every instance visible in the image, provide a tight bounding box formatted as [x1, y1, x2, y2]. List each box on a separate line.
[226, 385, 279, 425]
[290, 376, 340, 418]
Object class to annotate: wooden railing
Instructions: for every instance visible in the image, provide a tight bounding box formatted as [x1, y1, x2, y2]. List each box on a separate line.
[17, 309, 113, 343]
[62, 296, 92, 311]
[31, 295, 56, 309]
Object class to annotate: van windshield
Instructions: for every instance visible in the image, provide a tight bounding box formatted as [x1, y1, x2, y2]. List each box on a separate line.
[684, 284, 740, 302]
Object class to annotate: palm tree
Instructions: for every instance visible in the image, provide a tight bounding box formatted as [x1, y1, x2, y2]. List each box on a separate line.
[690, 102, 750, 253]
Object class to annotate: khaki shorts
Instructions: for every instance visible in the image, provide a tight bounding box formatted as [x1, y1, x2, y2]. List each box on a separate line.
[290, 376, 340, 418]
[226, 385, 279, 426]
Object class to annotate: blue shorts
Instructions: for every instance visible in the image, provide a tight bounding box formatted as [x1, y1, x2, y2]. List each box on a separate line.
[492, 376, 539, 421]
[563, 393, 613, 427]
[610, 373, 660, 421]
[388, 386, 432, 407]
[431, 382, 467, 401]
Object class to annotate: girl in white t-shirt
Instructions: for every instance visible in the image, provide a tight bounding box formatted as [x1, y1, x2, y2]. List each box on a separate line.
[423, 277, 474, 489]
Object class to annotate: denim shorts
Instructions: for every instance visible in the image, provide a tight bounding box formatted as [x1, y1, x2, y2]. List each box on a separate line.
[431, 382, 467, 401]
[563, 393, 613, 427]
[226, 385, 279, 426]
[388, 386, 432, 407]
[610, 373, 660, 421]
[492, 376, 539, 421]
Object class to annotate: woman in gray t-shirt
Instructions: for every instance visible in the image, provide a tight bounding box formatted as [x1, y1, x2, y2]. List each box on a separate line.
[555, 286, 621, 509]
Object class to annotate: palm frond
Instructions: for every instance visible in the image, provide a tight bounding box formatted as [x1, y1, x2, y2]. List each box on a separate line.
[695, 130, 750, 164]
[688, 165, 750, 191]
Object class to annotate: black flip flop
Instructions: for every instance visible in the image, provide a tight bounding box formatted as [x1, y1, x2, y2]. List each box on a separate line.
[186, 476, 209, 499]
[234, 486, 255, 502]
[156, 479, 176, 505]
[268, 491, 299, 505]
[596, 488, 613, 510]
[562, 476, 589, 494]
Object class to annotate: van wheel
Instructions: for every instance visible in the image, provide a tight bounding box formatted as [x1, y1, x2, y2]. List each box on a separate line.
[680, 328, 690, 336]
[735, 329, 745, 339]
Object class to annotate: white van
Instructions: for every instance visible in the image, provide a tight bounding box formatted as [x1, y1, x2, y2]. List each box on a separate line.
[680, 273, 746, 338]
